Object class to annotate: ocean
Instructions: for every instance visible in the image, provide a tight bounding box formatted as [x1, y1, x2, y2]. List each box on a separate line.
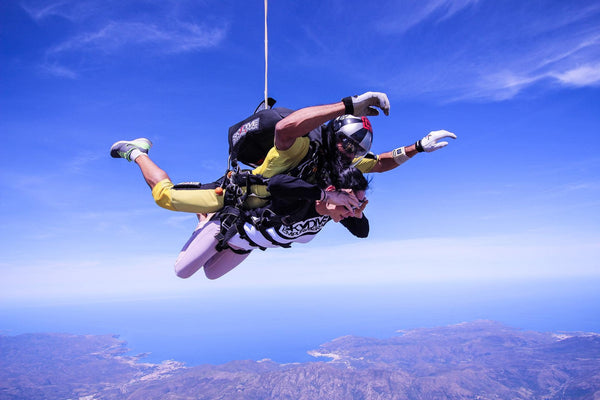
[1, 278, 599, 366]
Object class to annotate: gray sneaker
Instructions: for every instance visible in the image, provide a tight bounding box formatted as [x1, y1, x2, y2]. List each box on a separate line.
[110, 138, 152, 161]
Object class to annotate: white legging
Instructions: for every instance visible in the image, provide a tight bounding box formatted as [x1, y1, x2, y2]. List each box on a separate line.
[174, 219, 251, 280]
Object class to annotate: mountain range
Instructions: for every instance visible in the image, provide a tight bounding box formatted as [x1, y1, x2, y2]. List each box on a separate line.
[1, 320, 599, 399]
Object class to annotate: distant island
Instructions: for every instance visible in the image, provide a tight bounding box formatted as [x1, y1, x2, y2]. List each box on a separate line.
[1, 320, 599, 399]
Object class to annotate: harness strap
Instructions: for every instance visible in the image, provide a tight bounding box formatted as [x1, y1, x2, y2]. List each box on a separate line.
[286, 139, 323, 184]
[214, 208, 241, 251]
[253, 209, 292, 249]
[229, 246, 252, 255]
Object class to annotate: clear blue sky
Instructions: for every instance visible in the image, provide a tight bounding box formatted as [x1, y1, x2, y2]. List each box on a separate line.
[1, 0, 599, 303]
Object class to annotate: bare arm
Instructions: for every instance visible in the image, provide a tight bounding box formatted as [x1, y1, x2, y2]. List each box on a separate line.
[274, 102, 345, 151]
[274, 92, 391, 151]
[369, 144, 418, 173]
[368, 130, 457, 173]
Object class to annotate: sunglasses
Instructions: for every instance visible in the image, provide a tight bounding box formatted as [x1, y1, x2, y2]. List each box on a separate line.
[339, 136, 360, 155]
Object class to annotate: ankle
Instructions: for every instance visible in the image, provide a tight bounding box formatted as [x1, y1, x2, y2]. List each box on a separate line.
[132, 151, 148, 163]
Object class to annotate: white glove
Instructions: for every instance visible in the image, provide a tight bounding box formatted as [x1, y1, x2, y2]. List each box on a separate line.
[342, 91, 390, 116]
[415, 130, 457, 153]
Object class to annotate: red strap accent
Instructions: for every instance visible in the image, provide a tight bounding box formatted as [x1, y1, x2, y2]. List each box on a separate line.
[361, 117, 373, 132]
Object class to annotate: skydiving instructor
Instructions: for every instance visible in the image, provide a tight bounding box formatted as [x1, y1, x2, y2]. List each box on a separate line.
[111, 91, 457, 214]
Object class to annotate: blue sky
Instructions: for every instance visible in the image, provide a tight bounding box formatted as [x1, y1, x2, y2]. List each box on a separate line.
[1, 0, 599, 304]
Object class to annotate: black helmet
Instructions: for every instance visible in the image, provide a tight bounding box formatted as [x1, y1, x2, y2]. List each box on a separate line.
[331, 115, 373, 162]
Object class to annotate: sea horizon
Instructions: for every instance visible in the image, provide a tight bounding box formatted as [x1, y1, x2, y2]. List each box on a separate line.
[2, 276, 599, 366]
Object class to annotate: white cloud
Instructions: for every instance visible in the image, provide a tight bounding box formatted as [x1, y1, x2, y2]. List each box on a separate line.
[439, 0, 481, 20]
[552, 63, 600, 86]
[40, 63, 78, 79]
[41, 20, 227, 78]
[47, 21, 226, 56]
[65, 152, 104, 172]
[23, 0, 229, 78]
[377, 0, 480, 35]
[0, 254, 187, 304]
[465, 71, 540, 101]
[373, 1, 600, 102]
[21, 0, 81, 22]
[2, 231, 598, 303]
[252, 232, 600, 286]
[472, 20, 600, 99]
[467, 61, 600, 101]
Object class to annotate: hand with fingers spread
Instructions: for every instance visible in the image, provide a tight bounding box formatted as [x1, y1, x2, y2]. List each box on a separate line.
[342, 91, 390, 117]
[415, 130, 457, 153]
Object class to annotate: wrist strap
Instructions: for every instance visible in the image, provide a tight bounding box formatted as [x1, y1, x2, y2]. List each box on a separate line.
[415, 140, 425, 152]
[342, 97, 354, 115]
[392, 147, 410, 165]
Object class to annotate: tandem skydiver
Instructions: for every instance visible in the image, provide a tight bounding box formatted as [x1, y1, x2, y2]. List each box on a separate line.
[110, 91, 456, 279]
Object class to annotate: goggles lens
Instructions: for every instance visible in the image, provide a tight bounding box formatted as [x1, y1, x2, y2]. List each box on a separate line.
[339, 136, 360, 156]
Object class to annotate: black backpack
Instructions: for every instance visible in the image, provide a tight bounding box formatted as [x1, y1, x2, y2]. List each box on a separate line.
[227, 99, 294, 168]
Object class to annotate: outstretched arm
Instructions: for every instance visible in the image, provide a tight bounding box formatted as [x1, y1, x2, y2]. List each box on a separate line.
[369, 143, 419, 173]
[274, 92, 390, 151]
[368, 130, 457, 173]
[274, 103, 345, 151]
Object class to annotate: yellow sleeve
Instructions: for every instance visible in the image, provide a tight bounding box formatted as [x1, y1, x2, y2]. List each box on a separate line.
[152, 179, 270, 212]
[252, 137, 310, 178]
[152, 179, 225, 213]
[355, 153, 379, 173]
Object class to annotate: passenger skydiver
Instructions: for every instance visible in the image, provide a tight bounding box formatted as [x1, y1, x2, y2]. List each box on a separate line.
[172, 167, 369, 280]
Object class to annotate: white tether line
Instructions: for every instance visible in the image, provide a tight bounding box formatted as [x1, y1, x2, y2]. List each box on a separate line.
[264, 0, 269, 108]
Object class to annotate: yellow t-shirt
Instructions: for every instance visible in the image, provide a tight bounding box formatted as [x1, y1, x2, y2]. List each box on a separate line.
[252, 137, 311, 177]
[252, 136, 378, 176]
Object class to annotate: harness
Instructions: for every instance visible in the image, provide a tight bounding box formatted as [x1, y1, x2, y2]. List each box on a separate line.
[286, 139, 322, 183]
[214, 146, 327, 254]
[286, 128, 335, 187]
[214, 159, 269, 254]
[214, 105, 332, 254]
